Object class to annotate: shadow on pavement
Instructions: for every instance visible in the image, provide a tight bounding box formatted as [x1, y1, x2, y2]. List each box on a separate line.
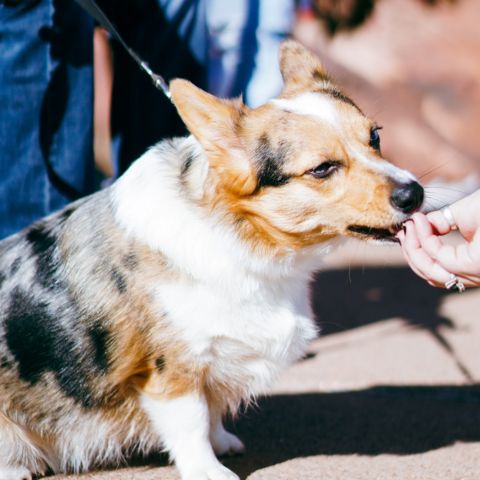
[311, 266, 453, 335]
[310, 266, 474, 381]
[224, 385, 480, 478]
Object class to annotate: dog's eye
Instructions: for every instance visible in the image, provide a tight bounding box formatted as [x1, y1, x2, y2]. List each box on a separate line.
[369, 126, 382, 151]
[308, 161, 340, 179]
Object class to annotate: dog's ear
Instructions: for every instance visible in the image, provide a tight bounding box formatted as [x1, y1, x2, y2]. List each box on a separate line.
[170, 79, 257, 195]
[279, 40, 330, 92]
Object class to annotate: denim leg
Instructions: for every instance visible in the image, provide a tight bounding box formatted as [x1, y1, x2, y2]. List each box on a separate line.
[0, 0, 94, 239]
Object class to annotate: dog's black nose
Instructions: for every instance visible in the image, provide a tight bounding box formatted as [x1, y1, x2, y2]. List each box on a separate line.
[390, 181, 424, 213]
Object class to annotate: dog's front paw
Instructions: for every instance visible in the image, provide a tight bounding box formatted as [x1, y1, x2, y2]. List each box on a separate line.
[184, 464, 240, 480]
[0, 466, 32, 480]
[211, 430, 245, 457]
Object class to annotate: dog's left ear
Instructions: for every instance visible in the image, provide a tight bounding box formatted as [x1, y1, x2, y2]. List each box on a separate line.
[170, 79, 256, 195]
[279, 40, 330, 93]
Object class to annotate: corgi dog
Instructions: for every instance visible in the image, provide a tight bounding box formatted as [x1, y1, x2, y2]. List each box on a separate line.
[0, 41, 423, 480]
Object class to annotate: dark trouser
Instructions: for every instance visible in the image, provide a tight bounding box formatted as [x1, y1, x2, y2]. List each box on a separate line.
[0, 0, 95, 239]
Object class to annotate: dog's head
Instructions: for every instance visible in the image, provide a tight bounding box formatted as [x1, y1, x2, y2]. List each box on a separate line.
[170, 41, 423, 253]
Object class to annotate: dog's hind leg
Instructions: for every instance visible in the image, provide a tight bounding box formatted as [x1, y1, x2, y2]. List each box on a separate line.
[209, 411, 245, 457]
[0, 412, 49, 480]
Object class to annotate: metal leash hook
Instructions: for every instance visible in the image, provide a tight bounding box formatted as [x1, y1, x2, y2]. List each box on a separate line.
[139, 62, 172, 100]
[74, 0, 172, 101]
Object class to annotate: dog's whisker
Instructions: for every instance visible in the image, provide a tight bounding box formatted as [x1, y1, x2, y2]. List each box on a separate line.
[424, 186, 471, 195]
[417, 161, 451, 180]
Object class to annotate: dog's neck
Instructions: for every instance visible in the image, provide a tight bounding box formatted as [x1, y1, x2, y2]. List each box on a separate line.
[112, 136, 335, 289]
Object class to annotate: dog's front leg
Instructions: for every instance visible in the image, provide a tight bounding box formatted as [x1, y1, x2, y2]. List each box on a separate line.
[141, 392, 240, 480]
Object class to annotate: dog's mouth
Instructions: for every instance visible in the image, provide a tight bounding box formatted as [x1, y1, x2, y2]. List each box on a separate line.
[347, 224, 402, 243]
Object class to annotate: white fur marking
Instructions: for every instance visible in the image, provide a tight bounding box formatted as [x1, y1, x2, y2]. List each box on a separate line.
[271, 93, 339, 126]
[350, 145, 417, 184]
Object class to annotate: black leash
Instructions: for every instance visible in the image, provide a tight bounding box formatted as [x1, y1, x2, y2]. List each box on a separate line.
[74, 0, 172, 100]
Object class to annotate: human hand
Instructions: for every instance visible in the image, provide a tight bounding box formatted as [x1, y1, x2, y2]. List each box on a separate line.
[396, 189, 480, 289]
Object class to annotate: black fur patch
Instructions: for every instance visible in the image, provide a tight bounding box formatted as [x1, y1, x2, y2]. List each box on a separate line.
[0, 355, 11, 369]
[26, 223, 59, 289]
[61, 205, 76, 221]
[0, 271, 5, 289]
[181, 152, 195, 176]
[88, 321, 110, 373]
[122, 252, 138, 271]
[320, 88, 363, 113]
[5, 288, 103, 407]
[10, 257, 21, 275]
[312, 68, 330, 82]
[110, 266, 127, 294]
[255, 134, 290, 188]
[155, 355, 166, 372]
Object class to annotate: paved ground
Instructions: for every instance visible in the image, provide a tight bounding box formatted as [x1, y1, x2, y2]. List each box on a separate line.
[51, 239, 480, 480]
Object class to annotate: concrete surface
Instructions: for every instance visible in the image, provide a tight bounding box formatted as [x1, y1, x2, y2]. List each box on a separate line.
[51, 240, 480, 480]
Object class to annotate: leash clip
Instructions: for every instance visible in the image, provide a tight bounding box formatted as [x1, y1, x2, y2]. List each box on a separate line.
[140, 61, 171, 99]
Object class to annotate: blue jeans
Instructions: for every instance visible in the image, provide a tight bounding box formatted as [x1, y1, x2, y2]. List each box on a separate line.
[0, 0, 95, 239]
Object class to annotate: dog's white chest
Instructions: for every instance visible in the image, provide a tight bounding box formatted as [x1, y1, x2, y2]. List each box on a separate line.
[155, 278, 317, 394]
